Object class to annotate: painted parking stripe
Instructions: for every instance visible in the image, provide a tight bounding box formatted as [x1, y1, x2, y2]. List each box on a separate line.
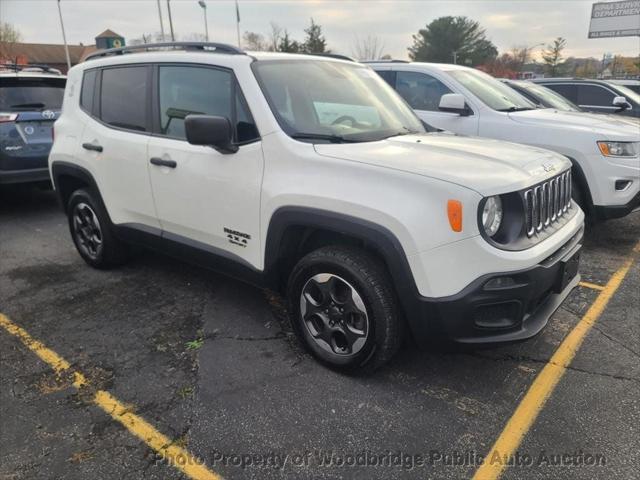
[472, 241, 639, 480]
[0, 313, 222, 480]
[578, 281, 605, 291]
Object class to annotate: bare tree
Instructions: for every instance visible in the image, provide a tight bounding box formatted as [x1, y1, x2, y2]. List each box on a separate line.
[267, 22, 283, 52]
[0, 23, 22, 62]
[542, 37, 567, 76]
[129, 32, 165, 45]
[510, 46, 533, 72]
[352, 35, 385, 61]
[242, 31, 267, 51]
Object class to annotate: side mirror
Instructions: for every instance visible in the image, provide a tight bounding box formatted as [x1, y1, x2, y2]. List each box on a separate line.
[185, 115, 238, 153]
[612, 96, 630, 111]
[439, 93, 471, 116]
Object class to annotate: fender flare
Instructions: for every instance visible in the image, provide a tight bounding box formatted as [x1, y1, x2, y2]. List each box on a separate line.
[263, 207, 423, 328]
[50, 161, 108, 215]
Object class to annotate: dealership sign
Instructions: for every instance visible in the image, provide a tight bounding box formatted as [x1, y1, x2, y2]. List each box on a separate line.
[589, 1, 640, 38]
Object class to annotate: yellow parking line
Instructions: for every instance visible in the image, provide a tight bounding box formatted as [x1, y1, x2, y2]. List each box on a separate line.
[472, 242, 638, 480]
[0, 313, 222, 480]
[578, 281, 605, 291]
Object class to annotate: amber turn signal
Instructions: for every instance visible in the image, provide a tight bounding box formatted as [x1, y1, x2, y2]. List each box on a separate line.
[447, 200, 463, 232]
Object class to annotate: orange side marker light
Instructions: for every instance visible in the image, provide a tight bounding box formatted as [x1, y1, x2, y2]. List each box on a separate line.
[447, 200, 463, 232]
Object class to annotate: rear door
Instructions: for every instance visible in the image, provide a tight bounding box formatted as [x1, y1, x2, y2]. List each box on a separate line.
[0, 76, 65, 171]
[146, 63, 264, 267]
[77, 65, 160, 229]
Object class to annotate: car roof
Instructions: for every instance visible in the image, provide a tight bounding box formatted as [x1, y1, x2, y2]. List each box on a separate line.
[366, 61, 472, 72]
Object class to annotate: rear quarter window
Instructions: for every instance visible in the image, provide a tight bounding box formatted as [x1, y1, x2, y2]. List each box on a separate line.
[80, 70, 98, 115]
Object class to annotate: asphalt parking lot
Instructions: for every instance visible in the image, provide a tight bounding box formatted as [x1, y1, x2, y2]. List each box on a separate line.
[1, 186, 638, 480]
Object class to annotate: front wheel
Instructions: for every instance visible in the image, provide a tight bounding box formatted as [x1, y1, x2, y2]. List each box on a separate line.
[287, 246, 403, 373]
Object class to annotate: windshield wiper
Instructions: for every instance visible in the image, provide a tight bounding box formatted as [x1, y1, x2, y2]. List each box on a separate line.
[497, 106, 534, 112]
[10, 102, 47, 110]
[290, 133, 356, 143]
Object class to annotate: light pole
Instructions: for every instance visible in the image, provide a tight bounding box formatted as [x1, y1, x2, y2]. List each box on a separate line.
[156, 0, 165, 41]
[198, 1, 209, 42]
[56, 0, 71, 70]
[167, 0, 175, 41]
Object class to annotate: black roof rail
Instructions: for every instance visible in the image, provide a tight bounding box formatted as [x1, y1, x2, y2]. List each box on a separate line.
[84, 42, 245, 61]
[361, 59, 409, 64]
[309, 52, 356, 62]
[0, 62, 63, 74]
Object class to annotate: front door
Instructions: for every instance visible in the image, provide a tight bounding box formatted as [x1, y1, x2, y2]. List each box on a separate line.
[394, 70, 479, 135]
[147, 64, 264, 268]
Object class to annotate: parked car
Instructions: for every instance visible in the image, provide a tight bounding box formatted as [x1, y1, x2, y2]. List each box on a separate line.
[0, 65, 65, 186]
[501, 79, 582, 112]
[369, 62, 640, 221]
[609, 79, 640, 94]
[532, 78, 640, 118]
[50, 43, 584, 372]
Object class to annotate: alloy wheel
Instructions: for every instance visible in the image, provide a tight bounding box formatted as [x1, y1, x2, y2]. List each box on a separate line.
[300, 273, 369, 356]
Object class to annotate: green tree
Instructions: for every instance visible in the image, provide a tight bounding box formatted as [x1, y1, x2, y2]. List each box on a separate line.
[408, 16, 497, 66]
[278, 31, 301, 53]
[302, 18, 326, 53]
[542, 37, 566, 76]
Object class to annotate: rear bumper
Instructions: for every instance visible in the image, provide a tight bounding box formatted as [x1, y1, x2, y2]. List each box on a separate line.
[408, 228, 583, 346]
[0, 167, 51, 185]
[594, 191, 640, 221]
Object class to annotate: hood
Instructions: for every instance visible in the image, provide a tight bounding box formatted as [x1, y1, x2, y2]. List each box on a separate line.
[508, 109, 640, 140]
[314, 133, 571, 196]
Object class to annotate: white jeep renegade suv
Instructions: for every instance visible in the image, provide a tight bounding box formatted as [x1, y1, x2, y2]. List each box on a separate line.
[50, 43, 584, 372]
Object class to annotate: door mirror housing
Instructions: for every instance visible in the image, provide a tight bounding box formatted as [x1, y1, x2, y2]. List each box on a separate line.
[438, 93, 471, 116]
[612, 96, 630, 111]
[185, 115, 238, 153]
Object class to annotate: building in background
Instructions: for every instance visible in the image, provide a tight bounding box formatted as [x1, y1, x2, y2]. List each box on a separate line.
[0, 29, 124, 73]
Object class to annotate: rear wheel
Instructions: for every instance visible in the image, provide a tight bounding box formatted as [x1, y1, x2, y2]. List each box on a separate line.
[287, 246, 403, 373]
[67, 189, 128, 268]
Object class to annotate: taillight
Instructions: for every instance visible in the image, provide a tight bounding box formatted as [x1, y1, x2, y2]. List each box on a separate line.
[0, 113, 18, 123]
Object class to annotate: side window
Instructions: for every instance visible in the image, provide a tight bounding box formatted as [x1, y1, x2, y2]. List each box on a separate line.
[80, 69, 97, 114]
[375, 70, 396, 88]
[100, 66, 149, 132]
[577, 85, 615, 107]
[395, 71, 452, 111]
[544, 84, 577, 103]
[158, 65, 258, 143]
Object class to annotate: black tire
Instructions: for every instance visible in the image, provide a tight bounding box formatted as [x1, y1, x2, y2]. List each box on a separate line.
[67, 188, 128, 269]
[287, 245, 403, 373]
[571, 177, 586, 211]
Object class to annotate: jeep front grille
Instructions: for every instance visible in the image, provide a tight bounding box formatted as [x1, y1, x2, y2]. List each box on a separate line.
[524, 170, 572, 237]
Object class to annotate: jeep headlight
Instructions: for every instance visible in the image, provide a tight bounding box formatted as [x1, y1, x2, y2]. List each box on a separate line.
[482, 196, 503, 237]
[597, 141, 639, 157]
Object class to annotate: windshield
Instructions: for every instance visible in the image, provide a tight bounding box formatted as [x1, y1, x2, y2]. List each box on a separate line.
[610, 83, 640, 105]
[0, 78, 66, 111]
[449, 69, 536, 112]
[516, 82, 580, 111]
[252, 60, 424, 143]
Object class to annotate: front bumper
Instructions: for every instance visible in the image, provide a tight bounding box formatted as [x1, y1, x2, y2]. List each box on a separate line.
[409, 228, 583, 345]
[594, 191, 640, 220]
[0, 167, 51, 185]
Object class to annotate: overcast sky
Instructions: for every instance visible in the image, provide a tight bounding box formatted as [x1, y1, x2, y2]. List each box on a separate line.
[2, 0, 639, 60]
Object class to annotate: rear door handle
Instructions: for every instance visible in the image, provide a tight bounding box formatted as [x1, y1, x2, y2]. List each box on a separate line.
[82, 142, 103, 152]
[150, 157, 177, 168]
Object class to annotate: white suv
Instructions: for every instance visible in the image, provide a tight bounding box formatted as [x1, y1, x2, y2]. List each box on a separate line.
[369, 62, 640, 221]
[50, 43, 584, 372]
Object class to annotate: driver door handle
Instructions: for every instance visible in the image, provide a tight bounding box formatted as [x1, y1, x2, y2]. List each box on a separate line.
[150, 157, 177, 168]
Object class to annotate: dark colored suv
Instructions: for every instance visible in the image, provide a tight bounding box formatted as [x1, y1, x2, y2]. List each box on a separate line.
[533, 78, 640, 118]
[0, 66, 66, 185]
